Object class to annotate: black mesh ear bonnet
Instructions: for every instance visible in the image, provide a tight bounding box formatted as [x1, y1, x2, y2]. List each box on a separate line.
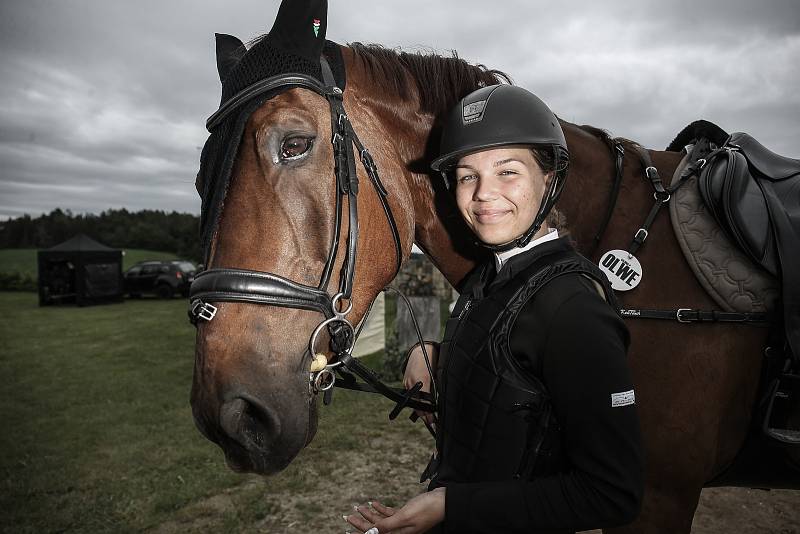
[196, 0, 345, 263]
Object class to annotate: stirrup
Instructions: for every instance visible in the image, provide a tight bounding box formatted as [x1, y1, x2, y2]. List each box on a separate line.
[763, 370, 800, 445]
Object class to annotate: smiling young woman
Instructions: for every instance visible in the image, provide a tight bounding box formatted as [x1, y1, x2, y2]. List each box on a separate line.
[345, 85, 643, 534]
[453, 146, 550, 247]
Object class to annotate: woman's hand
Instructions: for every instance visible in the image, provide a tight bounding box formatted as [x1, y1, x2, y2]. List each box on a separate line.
[403, 342, 438, 426]
[343, 488, 446, 534]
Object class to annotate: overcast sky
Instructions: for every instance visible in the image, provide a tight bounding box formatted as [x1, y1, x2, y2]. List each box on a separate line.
[0, 0, 798, 221]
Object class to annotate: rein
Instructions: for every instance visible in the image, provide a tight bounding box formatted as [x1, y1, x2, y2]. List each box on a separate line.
[189, 56, 436, 418]
[589, 139, 625, 257]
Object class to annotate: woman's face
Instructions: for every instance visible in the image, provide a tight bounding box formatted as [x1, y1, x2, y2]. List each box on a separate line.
[454, 146, 550, 246]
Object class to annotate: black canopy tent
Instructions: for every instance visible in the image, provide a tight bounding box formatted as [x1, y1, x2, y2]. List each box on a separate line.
[38, 234, 124, 306]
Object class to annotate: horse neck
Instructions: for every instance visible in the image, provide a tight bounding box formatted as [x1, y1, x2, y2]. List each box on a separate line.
[556, 123, 626, 254]
[341, 47, 483, 288]
[342, 49, 653, 289]
[556, 124, 686, 258]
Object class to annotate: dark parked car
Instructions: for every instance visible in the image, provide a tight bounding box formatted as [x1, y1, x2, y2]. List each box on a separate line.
[124, 260, 197, 298]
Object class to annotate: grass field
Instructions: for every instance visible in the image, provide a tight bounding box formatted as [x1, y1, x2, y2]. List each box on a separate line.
[0, 249, 39, 277]
[0, 248, 182, 279]
[2, 292, 798, 533]
[0, 292, 430, 533]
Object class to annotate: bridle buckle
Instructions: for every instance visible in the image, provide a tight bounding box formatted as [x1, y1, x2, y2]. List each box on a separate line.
[191, 300, 218, 322]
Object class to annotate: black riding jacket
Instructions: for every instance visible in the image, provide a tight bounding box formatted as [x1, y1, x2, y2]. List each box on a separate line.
[430, 237, 643, 533]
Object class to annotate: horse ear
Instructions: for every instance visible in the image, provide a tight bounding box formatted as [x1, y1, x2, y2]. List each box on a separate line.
[266, 0, 327, 61]
[215, 33, 245, 82]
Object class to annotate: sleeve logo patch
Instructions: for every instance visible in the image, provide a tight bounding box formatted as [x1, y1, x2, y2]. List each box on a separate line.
[611, 389, 635, 407]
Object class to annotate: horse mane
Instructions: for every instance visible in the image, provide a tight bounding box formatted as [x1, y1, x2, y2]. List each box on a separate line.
[577, 123, 648, 169]
[347, 43, 510, 117]
[347, 43, 646, 164]
[346, 45, 657, 182]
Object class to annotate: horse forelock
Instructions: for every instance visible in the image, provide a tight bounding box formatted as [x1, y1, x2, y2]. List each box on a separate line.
[347, 43, 510, 118]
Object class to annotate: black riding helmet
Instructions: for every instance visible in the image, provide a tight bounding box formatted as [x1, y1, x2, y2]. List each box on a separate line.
[431, 84, 570, 252]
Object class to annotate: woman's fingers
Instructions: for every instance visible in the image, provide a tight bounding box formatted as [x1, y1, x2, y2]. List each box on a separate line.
[356, 503, 387, 523]
[344, 502, 392, 533]
[372, 488, 446, 534]
[343, 510, 373, 533]
[369, 500, 396, 516]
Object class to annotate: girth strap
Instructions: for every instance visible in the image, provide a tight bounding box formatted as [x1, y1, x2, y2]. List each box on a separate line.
[620, 307, 772, 324]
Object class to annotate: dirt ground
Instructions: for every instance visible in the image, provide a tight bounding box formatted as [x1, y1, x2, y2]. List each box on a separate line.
[153, 480, 800, 533]
[692, 487, 799, 533]
[582, 488, 799, 534]
[151, 434, 800, 533]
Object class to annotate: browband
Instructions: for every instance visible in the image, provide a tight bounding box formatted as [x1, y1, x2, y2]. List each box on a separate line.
[207, 73, 327, 131]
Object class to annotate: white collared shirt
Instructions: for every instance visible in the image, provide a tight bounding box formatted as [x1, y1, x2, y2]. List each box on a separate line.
[494, 228, 560, 272]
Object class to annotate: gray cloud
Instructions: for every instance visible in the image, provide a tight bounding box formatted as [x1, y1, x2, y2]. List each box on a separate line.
[1, 0, 798, 220]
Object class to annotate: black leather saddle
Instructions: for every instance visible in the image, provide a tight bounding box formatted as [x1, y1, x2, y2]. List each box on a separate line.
[698, 132, 800, 276]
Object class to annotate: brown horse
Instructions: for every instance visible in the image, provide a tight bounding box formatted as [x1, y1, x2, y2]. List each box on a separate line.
[190, 32, 783, 534]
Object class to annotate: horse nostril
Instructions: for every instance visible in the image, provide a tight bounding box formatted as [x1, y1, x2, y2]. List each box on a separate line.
[219, 397, 281, 451]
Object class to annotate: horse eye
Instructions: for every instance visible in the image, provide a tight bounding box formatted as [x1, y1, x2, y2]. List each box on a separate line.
[280, 136, 313, 160]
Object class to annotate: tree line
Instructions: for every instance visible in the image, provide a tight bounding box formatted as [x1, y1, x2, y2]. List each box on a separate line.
[0, 208, 201, 260]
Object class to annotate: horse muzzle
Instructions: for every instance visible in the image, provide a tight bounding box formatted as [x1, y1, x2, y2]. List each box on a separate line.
[218, 396, 281, 467]
[190, 332, 318, 475]
[193, 390, 311, 475]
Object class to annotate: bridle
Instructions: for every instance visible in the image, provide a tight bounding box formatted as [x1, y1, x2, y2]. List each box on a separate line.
[188, 58, 435, 417]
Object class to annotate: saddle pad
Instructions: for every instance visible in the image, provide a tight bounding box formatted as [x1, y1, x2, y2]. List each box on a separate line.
[669, 153, 779, 313]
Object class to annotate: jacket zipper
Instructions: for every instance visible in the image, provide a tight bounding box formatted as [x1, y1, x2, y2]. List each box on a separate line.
[437, 297, 475, 458]
[458, 298, 472, 318]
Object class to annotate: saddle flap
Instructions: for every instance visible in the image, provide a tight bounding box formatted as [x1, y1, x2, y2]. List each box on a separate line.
[699, 145, 779, 276]
[698, 151, 730, 227]
[723, 153, 774, 271]
[729, 132, 800, 181]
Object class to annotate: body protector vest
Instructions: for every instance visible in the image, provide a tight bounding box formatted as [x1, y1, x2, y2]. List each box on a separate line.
[430, 240, 617, 484]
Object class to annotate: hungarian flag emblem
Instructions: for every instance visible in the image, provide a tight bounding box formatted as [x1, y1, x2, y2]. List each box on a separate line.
[313, 19, 321, 37]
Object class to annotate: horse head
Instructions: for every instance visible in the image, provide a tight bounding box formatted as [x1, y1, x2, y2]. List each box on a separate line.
[189, 0, 422, 475]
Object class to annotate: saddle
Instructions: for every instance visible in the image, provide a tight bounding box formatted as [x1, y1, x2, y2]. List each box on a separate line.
[686, 128, 800, 446]
[697, 132, 800, 277]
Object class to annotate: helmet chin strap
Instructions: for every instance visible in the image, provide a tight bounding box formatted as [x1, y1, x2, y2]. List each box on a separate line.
[480, 214, 546, 252]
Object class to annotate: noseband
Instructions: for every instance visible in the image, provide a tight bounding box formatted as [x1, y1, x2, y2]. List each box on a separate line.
[189, 58, 434, 416]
